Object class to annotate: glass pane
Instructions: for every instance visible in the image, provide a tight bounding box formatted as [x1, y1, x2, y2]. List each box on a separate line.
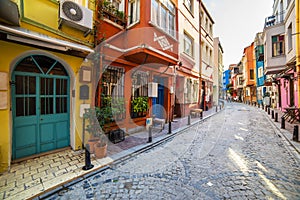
[49, 62, 68, 76]
[29, 77, 36, 94]
[56, 79, 68, 95]
[41, 97, 54, 115]
[16, 97, 24, 116]
[32, 55, 56, 74]
[40, 78, 54, 95]
[28, 97, 36, 115]
[15, 76, 24, 95]
[56, 97, 67, 113]
[272, 36, 277, 43]
[15, 56, 41, 73]
[161, 6, 167, 30]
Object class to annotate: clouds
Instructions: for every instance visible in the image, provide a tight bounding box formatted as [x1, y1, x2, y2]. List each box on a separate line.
[202, 0, 273, 68]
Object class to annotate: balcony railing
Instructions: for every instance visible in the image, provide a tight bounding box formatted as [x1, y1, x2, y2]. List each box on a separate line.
[264, 12, 284, 28]
[98, 0, 127, 27]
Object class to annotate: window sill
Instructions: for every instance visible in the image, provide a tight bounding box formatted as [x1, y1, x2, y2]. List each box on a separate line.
[127, 20, 140, 29]
[148, 21, 178, 42]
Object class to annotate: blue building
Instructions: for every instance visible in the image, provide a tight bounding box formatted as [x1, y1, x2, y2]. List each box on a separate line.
[223, 69, 231, 98]
[254, 33, 266, 105]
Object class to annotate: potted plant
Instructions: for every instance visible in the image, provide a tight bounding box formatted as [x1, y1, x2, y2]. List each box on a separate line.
[131, 96, 149, 117]
[83, 107, 108, 158]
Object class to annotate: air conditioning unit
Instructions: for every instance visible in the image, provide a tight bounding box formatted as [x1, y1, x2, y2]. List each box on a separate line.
[148, 82, 158, 97]
[59, 0, 93, 34]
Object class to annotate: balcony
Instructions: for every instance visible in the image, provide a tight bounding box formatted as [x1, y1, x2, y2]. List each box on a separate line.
[97, 0, 126, 27]
[264, 12, 284, 28]
[255, 45, 264, 61]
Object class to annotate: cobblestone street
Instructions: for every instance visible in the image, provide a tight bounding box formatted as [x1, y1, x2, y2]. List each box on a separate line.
[46, 103, 300, 200]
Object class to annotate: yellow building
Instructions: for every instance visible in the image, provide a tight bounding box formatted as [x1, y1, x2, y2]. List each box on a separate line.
[0, 0, 95, 172]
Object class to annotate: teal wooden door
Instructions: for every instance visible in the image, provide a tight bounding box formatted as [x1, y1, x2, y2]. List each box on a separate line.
[12, 55, 70, 160]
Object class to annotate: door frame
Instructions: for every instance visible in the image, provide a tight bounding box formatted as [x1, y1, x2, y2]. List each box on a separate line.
[9, 50, 76, 159]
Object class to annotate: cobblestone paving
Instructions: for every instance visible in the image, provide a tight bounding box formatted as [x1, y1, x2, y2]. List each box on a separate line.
[46, 103, 300, 200]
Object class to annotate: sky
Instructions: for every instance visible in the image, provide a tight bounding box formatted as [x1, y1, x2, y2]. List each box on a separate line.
[202, 0, 274, 69]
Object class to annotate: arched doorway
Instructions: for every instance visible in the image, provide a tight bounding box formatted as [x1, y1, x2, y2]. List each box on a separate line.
[11, 55, 70, 160]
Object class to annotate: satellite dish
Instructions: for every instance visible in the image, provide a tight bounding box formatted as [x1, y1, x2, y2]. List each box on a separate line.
[62, 1, 83, 21]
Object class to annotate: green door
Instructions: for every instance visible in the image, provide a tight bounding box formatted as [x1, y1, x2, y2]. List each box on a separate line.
[12, 55, 70, 160]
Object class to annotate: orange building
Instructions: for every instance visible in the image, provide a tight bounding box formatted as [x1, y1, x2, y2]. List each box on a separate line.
[243, 43, 256, 103]
[94, 0, 179, 134]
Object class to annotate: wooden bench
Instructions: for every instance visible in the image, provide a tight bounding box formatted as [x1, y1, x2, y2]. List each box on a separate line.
[190, 109, 203, 118]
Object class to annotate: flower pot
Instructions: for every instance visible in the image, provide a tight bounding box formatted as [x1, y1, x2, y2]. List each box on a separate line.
[87, 138, 100, 154]
[94, 142, 107, 159]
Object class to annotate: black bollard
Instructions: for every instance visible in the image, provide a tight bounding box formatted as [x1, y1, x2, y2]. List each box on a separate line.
[82, 144, 94, 171]
[216, 106, 218, 112]
[268, 107, 270, 115]
[168, 121, 172, 134]
[188, 115, 191, 125]
[200, 111, 203, 119]
[293, 125, 299, 141]
[148, 126, 152, 143]
[281, 116, 285, 129]
[271, 110, 274, 119]
[258, 103, 260, 108]
[219, 105, 222, 110]
[265, 106, 267, 112]
[275, 113, 278, 122]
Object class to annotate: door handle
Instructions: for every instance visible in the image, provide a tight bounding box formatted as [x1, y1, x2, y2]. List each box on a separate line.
[40, 118, 43, 121]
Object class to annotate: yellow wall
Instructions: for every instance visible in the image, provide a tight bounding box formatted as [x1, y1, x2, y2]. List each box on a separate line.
[0, 40, 91, 172]
[19, 0, 94, 46]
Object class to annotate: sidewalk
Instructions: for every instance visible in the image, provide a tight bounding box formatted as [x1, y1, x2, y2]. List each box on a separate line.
[0, 107, 219, 200]
[257, 104, 300, 155]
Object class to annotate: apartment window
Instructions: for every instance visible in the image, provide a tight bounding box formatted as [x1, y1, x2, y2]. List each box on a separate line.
[193, 80, 199, 103]
[184, 0, 193, 13]
[250, 69, 254, 80]
[151, 0, 176, 37]
[287, 23, 293, 51]
[128, 0, 140, 25]
[272, 35, 285, 57]
[258, 67, 263, 78]
[238, 77, 243, 85]
[184, 32, 194, 57]
[131, 71, 149, 118]
[96, 66, 125, 110]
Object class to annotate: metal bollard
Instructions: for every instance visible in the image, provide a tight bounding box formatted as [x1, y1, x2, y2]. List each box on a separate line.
[200, 111, 203, 119]
[268, 107, 270, 115]
[271, 110, 274, 119]
[188, 115, 191, 125]
[216, 106, 218, 112]
[265, 106, 267, 112]
[168, 121, 172, 134]
[275, 113, 278, 122]
[82, 144, 94, 171]
[148, 126, 152, 143]
[258, 103, 260, 108]
[293, 125, 299, 141]
[219, 105, 222, 110]
[281, 116, 285, 129]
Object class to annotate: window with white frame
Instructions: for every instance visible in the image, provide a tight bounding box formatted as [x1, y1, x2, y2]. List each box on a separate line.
[184, 0, 193, 13]
[193, 80, 199, 102]
[184, 32, 194, 57]
[287, 23, 293, 51]
[186, 78, 192, 103]
[258, 67, 263, 78]
[151, 0, 176, 37]
[272, 34, 285, 57]
[128, 0, 140, 25]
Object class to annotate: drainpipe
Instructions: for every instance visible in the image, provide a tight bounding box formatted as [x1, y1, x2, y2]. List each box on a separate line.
[198, 0, 202, 109]
[296, 0, 300, 106]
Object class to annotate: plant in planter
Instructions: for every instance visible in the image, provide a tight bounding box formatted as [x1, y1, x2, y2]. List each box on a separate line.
[111, 97, 126, 121]
[83, 107, 108, 158]
[131, 96, 149, 117]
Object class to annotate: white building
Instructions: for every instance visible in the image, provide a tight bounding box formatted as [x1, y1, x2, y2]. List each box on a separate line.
[213, 37, 224, 105]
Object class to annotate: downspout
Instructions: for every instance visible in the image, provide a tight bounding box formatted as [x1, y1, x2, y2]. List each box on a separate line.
[296, 0, 300, 106]
[198, 0, 203, 109]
